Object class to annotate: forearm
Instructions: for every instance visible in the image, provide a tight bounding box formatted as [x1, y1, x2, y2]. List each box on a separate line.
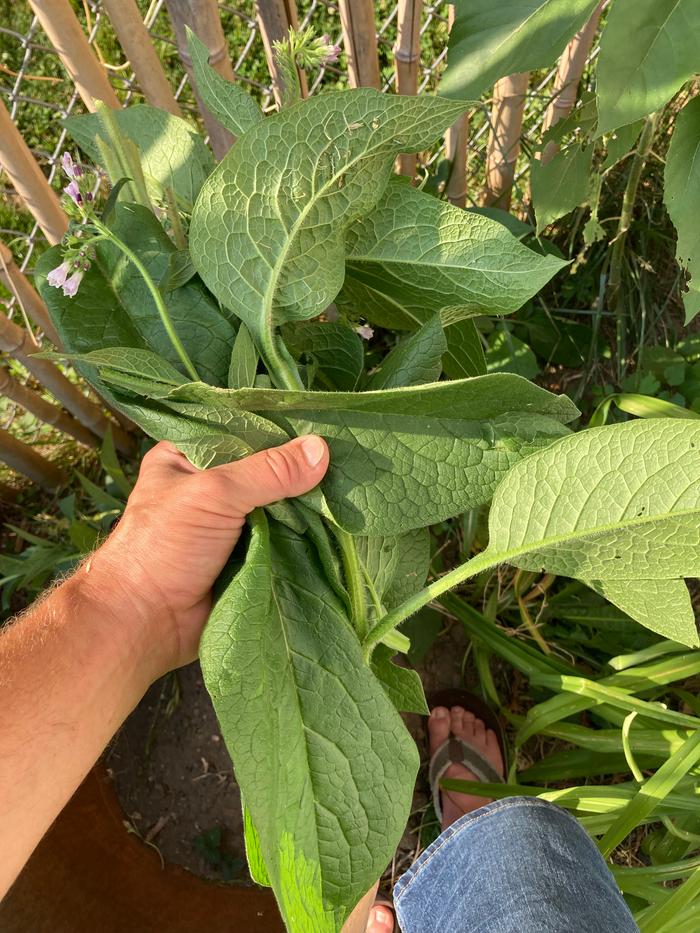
[0, 566, 160, 896]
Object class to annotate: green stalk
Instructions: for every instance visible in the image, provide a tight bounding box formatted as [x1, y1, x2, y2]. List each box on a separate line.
[163, 186, 187, 250]
[92, 217, 200, 381]
[608, 111, 658, 379]
[362, 548, 497, 661]
[333, 525, 368, 640]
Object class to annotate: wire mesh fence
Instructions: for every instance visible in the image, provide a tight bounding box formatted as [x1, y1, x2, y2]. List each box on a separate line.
[0, 0, 597, 486]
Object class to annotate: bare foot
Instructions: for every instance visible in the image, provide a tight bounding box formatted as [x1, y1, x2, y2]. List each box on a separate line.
[366, 903, 394, 932]
[429, 705, 504, 831]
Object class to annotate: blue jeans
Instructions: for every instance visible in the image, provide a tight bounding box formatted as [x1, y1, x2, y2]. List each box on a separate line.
[394, 797, 639, 932]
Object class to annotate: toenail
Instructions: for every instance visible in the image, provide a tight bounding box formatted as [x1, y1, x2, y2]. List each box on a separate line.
[432, 707, 448, 719]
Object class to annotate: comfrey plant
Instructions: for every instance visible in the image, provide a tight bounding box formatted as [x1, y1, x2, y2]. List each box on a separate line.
[37, 29, 700, 932]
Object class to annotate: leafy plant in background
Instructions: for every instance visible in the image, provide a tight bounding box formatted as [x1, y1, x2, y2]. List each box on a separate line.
[0, 429, 129, 617]
[441, 0, 700, 366]
[31, 26, 700, 931]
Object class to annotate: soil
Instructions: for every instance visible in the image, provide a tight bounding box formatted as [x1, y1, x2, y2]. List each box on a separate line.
[106, 662, 246, 884]
[106, 618, 473, 887]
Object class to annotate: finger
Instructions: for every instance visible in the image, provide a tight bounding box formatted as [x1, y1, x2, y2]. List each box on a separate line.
[139, 440, 196, 477]
[210, 435, 329, 513]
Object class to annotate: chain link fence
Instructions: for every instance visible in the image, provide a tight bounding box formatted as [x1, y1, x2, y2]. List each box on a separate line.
[0, 0, 586, 482]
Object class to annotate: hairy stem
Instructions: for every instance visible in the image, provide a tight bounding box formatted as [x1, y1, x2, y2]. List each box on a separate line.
[334, 526, 368, 641]
[163, 186, 187, 251]
[92, 217, 200, 381]
[262, 332, 305, 390]
[362, 549, 500, 662]
[608, 111, 658, 379]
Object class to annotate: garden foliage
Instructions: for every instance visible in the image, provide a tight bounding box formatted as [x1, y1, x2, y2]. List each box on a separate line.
[441, 0, 700, 323]
[34, 26, 700, 931]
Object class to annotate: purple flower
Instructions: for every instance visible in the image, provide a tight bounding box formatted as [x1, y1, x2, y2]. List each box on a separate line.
[356, 324, 374, 340]
[46, 260, 71, 288]
[318, 34, 340, 64]
[62, 270, 84, 298]
[61, 151, 82, 179]
[63, 180, 82, 205]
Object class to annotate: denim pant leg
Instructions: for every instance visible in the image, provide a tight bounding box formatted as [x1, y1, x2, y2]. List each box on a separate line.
[393, 797, 639, 933]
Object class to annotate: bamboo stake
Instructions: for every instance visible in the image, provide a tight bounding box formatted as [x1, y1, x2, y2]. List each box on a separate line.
[0, 364, 99, 449]
[541, 1, 605, 165]
[0, 426, 66, 490]
[394, 0, 422, 177]
[339, 0, 381, 90]
[0, 311, 134, 455]
[0, 98, 68, 245]
[101, 0, 182, 117]
[482, 72, 529, 210]
[164, 0, 235, 158]
[444, 6, 468, 207]
[256, 0, 308, 108]
[27, 0, 120, 111]
[0, 243, 62, 347]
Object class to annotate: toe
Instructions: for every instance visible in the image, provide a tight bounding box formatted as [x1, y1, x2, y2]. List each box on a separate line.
[460, 710, 475, 739]
[429, 706, 450, 755]
[473, 716, 486, 741]
[367, 904, 394, 932]
[450, 705, 464, 736]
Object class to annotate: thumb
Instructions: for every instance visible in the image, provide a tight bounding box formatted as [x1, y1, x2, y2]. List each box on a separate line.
[211, 435, 329, 514]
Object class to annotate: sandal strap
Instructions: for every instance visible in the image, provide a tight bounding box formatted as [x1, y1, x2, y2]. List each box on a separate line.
[429, 737, 504, 823]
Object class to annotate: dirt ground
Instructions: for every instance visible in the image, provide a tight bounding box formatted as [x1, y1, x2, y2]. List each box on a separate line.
[106, 618, 472, 886]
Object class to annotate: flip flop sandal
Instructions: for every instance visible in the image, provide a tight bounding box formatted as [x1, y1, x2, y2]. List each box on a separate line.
[427, 689, 507, 824]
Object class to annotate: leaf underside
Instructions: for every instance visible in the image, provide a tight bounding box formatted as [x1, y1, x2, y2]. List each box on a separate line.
[188, 89, 466, 352]
[200, 513, 418, 930]
[485, 419, 700, 645]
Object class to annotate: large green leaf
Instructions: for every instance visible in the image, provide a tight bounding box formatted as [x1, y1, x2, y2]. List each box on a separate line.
[442, 315, 487, 379]
[282, 321, 364, 391]
[596, 0, 700, 135]
[367, 316, 445, 389]
[187, 27, 262, 138]
[481, 419, 700, 645]
[64, 105, 214, 211]
[103, 374, 578, 535]
[440, 0, 599, 101]
[200, 513, 418, 929]
[35, 204, 236, 386]
[188, 89, 466, 359]
[343, 181, 566, 326]
[664, 95, 700, 325]
[530, 143, 593, 234]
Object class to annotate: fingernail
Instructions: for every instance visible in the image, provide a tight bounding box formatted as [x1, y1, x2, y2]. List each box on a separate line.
[300, 435, 326, 468]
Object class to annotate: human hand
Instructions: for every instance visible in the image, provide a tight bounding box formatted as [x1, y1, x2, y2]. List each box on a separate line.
[78, 436, 329, 682]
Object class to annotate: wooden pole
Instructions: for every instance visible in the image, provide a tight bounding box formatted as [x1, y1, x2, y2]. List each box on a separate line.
[394, 0, 422, 177]
[0, 426, 66, 490]
[444, 7, 468, 207]
[0, 98, 68, 246]
[101, 0, 182, 116]
[0, 243, 62, 347]
[27, 0, 120, 111]
[256, 0, 308, 108]
[339, 0, 381, 90]
[164, 0, 235, 158]
[0, 311, 134, 456]
[482, 72, 529, 210]
[541, 1, 605, 164]
[0, 364, 99, 449]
